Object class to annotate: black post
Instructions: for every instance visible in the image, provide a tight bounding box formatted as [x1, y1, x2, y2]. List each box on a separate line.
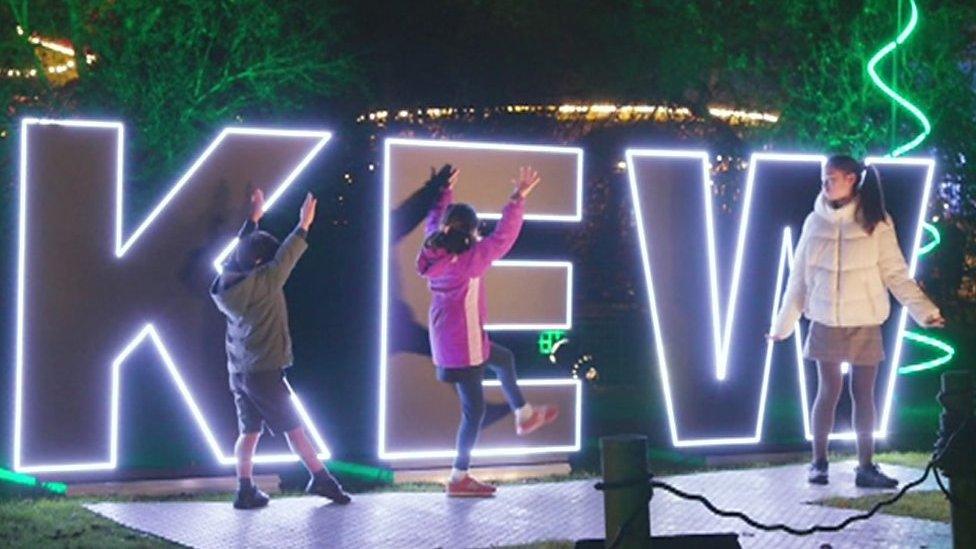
[935, 371, 975, 549]
[600, 435, 650, 548]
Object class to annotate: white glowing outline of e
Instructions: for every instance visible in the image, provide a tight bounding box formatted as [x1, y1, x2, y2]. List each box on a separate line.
[485, 260, 573, 331]
[626, 149, 934, 447]
[378, 138, 582, 461]
[383, 137, 583, 222]
[14, 118, 333, 473]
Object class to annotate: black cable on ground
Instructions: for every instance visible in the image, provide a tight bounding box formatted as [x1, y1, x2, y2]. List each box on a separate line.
[596, 419, 972, 548]
[649, 463, 932, 536]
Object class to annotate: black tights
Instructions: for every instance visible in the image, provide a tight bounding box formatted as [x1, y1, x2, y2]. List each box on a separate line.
[811, 361, 878, 467]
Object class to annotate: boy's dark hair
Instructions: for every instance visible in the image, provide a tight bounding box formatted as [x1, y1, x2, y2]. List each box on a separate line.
[826, 154, 887, 234]
[424, 203, 479, 254]
[235, 230, 280, 270]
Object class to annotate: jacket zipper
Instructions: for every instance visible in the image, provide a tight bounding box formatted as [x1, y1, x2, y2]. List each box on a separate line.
[835, 226, 841, 325]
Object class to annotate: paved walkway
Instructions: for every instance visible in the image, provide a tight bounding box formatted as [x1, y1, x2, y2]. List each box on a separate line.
[86, 460, 950, 548]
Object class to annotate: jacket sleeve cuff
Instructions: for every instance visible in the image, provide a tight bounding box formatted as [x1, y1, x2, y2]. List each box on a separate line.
[770, 309, 798, 339]
[908, 302, 940, 326]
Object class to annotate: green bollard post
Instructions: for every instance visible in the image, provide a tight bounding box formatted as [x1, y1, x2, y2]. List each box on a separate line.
[600, 434, 651, 548]
[936, 371, 975, 549]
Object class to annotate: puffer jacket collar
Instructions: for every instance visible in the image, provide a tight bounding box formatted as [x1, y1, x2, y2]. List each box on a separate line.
[812, 191, 858, 225]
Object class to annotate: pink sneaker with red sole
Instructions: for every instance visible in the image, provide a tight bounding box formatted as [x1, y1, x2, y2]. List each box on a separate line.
[516, 405, 560, 436]
[446, 475, 497, 498]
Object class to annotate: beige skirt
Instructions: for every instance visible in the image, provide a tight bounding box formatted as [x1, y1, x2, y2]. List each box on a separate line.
[803, 322, 885, 365]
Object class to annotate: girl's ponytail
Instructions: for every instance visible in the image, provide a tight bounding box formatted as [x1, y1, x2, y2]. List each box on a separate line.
[856, 164, 886, 234]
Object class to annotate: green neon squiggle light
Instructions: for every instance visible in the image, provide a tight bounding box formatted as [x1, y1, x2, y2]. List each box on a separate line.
[866, 0, 955, 374]
[898, 331, 955, 374]
[917, 222, 941, 255]
[866, 0, 931, 158]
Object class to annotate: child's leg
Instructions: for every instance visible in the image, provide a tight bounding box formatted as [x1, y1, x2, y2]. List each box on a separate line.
[811, 361, 844, 463]
[850, 364, 878, 467]
[484, 343, 527, 412]
[284, 427, 325, 474]
[235, 432, 262, 480]
[452, 375, 486, 475]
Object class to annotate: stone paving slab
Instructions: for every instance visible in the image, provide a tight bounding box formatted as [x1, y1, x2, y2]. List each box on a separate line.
[86, 460, 950, 548]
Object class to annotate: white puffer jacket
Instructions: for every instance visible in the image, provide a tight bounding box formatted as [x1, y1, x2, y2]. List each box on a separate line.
[771, 192, 939, 338]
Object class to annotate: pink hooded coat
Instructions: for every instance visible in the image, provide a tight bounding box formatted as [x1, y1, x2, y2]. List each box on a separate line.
[416, 188, 525, 368]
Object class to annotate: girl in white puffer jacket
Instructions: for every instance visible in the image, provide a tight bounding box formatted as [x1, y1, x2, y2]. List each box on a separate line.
[769, 155, 945, 489]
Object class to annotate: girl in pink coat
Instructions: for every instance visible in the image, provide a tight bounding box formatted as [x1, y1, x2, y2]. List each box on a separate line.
[417, 165, 559, 497]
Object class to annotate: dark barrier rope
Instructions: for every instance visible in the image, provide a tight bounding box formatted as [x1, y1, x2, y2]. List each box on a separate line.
[596, 419, 972, 548]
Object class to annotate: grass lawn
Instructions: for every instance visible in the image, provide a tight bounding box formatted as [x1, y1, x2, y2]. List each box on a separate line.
[817, 491, 949, 523]
[815, 450, 949, 523]
[0, 499, 171, 548]
[0, 451, 943, 547]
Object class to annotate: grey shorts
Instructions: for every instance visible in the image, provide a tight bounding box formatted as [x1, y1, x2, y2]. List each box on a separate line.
[803, 322, 885, 365]
[229, 370, 302, 435]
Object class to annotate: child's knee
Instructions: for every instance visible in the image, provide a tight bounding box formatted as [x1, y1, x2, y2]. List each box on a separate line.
[461, 396, 486, 421]
[283, 426, 306, 441]
[495, 346, 515, 366]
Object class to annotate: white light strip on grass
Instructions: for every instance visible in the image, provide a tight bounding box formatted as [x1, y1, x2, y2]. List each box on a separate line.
[15, 119, 332, 473]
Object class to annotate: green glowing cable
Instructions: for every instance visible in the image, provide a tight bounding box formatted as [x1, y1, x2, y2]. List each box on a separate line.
[867, 0, 955, 374]
[917, 221, 940, 256]
[866, 0, 931, 158]
[898, 331, 955, 374]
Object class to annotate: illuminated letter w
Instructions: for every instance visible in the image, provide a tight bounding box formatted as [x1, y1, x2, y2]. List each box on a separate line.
[625, 150, 933, 447]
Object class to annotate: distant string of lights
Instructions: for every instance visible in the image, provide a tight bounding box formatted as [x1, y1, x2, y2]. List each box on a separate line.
[358, 103, 779, 127]
[865, 0, 955, 374]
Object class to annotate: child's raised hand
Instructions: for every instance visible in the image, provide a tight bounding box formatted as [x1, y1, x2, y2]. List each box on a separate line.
[298, 192, 317, 231]
[250, 188, 265, 222]
[511, 166, 541, 199]
[447, 166, 460, 190]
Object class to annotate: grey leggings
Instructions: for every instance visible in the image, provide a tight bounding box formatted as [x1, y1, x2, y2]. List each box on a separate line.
[436, 343, 527, 470]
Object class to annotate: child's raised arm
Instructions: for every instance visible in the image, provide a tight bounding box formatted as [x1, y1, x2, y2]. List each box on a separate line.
[236, 188, 266, 237]
[262, 193, 316, 287]
[467, 166, 539, 275]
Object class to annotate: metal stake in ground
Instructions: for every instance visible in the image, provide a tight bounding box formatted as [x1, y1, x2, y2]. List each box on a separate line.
[600, 434, 651, 548]
[935, 371, 976, 549]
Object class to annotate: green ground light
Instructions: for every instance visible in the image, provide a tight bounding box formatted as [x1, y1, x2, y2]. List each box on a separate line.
[0, 467, 67, 495]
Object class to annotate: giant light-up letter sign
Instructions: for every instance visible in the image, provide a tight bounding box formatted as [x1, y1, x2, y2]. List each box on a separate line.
[626, 150, 933, 447]
[379, 138, 582, 461]
[15, 119, 334, 473]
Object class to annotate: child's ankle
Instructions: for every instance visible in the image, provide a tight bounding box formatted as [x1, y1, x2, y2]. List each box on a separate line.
[311, 468, 331, 482]
[515, 403, 534, 423]
[237, 476, 254, 491]
[449, 468, 468, 482]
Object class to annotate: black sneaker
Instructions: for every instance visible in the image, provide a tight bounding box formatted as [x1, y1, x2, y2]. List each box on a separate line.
[855, 463, 899, 489]
[306, 472, 352, 504]
[233, 485, 270, 509]
[807, 461, 828, 485]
